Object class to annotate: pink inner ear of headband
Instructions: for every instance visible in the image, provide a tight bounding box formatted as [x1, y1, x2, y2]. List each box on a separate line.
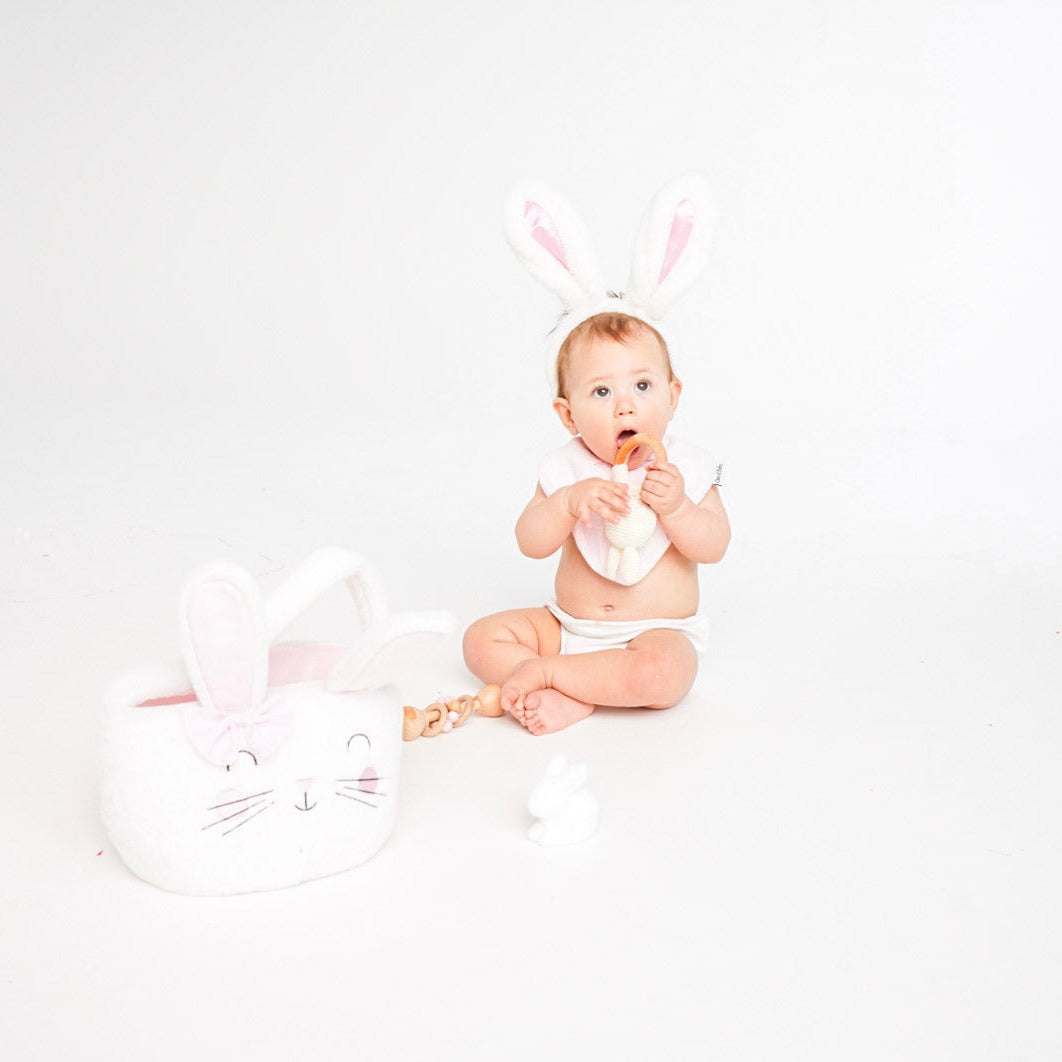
[659, 199, 695, 283]
[138, 643, 347, 707]
[525, 201, 570, 271]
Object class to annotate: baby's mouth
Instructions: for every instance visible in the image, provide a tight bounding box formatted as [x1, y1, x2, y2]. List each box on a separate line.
[616, 429, 637, 448]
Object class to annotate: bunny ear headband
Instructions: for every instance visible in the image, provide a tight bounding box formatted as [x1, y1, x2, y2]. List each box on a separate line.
[503, 173, 716, 394]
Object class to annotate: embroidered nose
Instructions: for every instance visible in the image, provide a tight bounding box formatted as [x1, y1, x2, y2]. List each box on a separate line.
[294, 778, 319, 811]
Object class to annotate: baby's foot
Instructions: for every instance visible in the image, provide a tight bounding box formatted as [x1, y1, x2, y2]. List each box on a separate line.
[523, 689, 595, 736]
[501, 659, 550, 727]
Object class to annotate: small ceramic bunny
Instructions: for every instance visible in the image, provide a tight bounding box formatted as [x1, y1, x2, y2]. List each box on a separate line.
[528, 755, 599, 846]
[99, 547, 451, 896]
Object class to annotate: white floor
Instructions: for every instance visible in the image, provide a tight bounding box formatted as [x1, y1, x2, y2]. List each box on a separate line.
[3, 422, 1060, 1059]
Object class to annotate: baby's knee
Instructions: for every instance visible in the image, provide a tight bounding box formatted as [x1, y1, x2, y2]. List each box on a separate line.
[461, 616, 493, 671]
[630, 637, 698, 708]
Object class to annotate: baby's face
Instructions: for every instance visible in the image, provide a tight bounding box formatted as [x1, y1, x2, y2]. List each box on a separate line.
[553, 329, 681, 467]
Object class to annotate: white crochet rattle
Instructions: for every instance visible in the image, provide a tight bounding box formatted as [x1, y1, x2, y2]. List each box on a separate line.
[606, 432, 668, 585]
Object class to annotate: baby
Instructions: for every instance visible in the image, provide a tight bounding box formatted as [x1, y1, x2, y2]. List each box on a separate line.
[462, 176, 730, 735]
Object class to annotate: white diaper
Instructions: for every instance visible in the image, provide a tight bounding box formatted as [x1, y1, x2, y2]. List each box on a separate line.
[546, 602, 710, 656]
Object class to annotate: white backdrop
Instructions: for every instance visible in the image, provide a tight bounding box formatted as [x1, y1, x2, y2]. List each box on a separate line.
[3, 2, 1061, 1059]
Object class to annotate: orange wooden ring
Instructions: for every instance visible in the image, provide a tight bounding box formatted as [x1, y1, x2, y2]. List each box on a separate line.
[614, 433, 667, 468]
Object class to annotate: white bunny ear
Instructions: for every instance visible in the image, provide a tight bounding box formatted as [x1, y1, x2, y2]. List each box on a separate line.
[326, 611, 453, 693]
[265, 547, 388, 641]
[179, 564, 267, 717]
[504, 180, 605, 310]
[548, 754, 568, 776]
[627, 173, 715, 318]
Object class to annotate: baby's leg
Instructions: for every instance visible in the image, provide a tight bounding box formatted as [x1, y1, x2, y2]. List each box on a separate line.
[462, 608, 562, 723]
[503, 629, 698, 735]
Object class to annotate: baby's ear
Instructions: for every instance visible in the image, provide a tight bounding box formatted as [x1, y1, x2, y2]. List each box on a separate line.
[504, 180, 604, 311]
[326, 612, 453, 693]
[552, 396, 578, 435]
[627, 173, 715, 318]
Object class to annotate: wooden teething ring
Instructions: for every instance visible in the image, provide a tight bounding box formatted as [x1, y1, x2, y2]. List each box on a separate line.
[401, 685, 504, 742]
[614, 433, 668, 468]
[421, 701, 451, 737]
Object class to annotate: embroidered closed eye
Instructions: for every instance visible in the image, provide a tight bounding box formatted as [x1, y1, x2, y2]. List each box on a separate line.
[347, 733, 371, 752]
[225, 749, 258, 772]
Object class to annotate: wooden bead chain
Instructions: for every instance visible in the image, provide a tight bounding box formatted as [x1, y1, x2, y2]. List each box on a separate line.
[402, 684, 504, 741]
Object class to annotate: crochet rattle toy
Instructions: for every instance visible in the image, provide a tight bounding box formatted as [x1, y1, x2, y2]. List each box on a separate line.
[402, 684, 504, 740]
[606, 432, 668, 585]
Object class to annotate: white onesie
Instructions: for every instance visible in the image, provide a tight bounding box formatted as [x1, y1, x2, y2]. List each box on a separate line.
[538, 434, 723, 587]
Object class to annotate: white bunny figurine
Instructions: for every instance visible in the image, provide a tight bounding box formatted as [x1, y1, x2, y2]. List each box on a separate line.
[528, 755, 599, 846]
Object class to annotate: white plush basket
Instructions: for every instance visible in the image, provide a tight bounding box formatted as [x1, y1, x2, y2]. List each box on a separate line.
[99, 548, 451, 896]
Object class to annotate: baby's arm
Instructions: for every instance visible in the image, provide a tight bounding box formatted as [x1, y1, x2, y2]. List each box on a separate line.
[515, 480, 630, 559]
[641, 461, 730, 563]
[658, 485, 730, 563]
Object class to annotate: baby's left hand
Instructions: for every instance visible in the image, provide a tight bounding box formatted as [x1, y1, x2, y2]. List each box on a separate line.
[640, 461, 686, 517]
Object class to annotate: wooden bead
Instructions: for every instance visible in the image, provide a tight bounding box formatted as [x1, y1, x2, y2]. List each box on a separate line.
[402, 706, 426, 741]
[475, 684, 504, 718]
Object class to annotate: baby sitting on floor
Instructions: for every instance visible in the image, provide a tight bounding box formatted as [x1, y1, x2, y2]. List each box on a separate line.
[463, 176, 730, 735]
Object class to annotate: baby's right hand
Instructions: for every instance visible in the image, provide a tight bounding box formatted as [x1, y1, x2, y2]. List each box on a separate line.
[564, 478, 630, 528]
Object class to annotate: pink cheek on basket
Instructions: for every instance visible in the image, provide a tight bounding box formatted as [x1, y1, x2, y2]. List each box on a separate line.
[359, 768, 378, 794]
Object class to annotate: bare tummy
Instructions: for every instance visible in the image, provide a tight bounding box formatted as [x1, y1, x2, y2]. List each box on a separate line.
[553, 539, 700, 621]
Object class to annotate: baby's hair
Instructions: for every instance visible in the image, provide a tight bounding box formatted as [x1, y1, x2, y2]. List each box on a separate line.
[555, 313, 673, 398]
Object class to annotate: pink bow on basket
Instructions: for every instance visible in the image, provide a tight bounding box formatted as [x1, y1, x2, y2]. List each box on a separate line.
[181, 691, 294, 767]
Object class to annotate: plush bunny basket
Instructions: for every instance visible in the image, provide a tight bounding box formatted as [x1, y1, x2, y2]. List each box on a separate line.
[100, 548, 451, 896]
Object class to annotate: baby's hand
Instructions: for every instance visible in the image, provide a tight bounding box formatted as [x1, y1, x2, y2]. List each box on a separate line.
[640, 462, 686, 517]
[565, 477, 630, 528]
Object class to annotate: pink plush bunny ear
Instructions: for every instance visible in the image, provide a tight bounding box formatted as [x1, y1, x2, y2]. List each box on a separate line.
[180, 564, 268, 716]
[179, 564, 281, 765]
[327, 612, 454, 693]
[627, 173, 715, 318]
[503, 180, 604, 311]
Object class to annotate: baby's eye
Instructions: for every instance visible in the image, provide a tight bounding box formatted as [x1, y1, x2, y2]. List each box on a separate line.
[636, 380, 652, 392]
[593, 386, 611, 398]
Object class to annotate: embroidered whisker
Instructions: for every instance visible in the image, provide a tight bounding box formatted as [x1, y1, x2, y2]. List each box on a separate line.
[208, 789, 274, 811]
[202, 798, 270, 830]
[335, 792, 380, 808]
[336, 777, 390, 784]
[222, 802, 275, 836]
[339, 786, 388, 797]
